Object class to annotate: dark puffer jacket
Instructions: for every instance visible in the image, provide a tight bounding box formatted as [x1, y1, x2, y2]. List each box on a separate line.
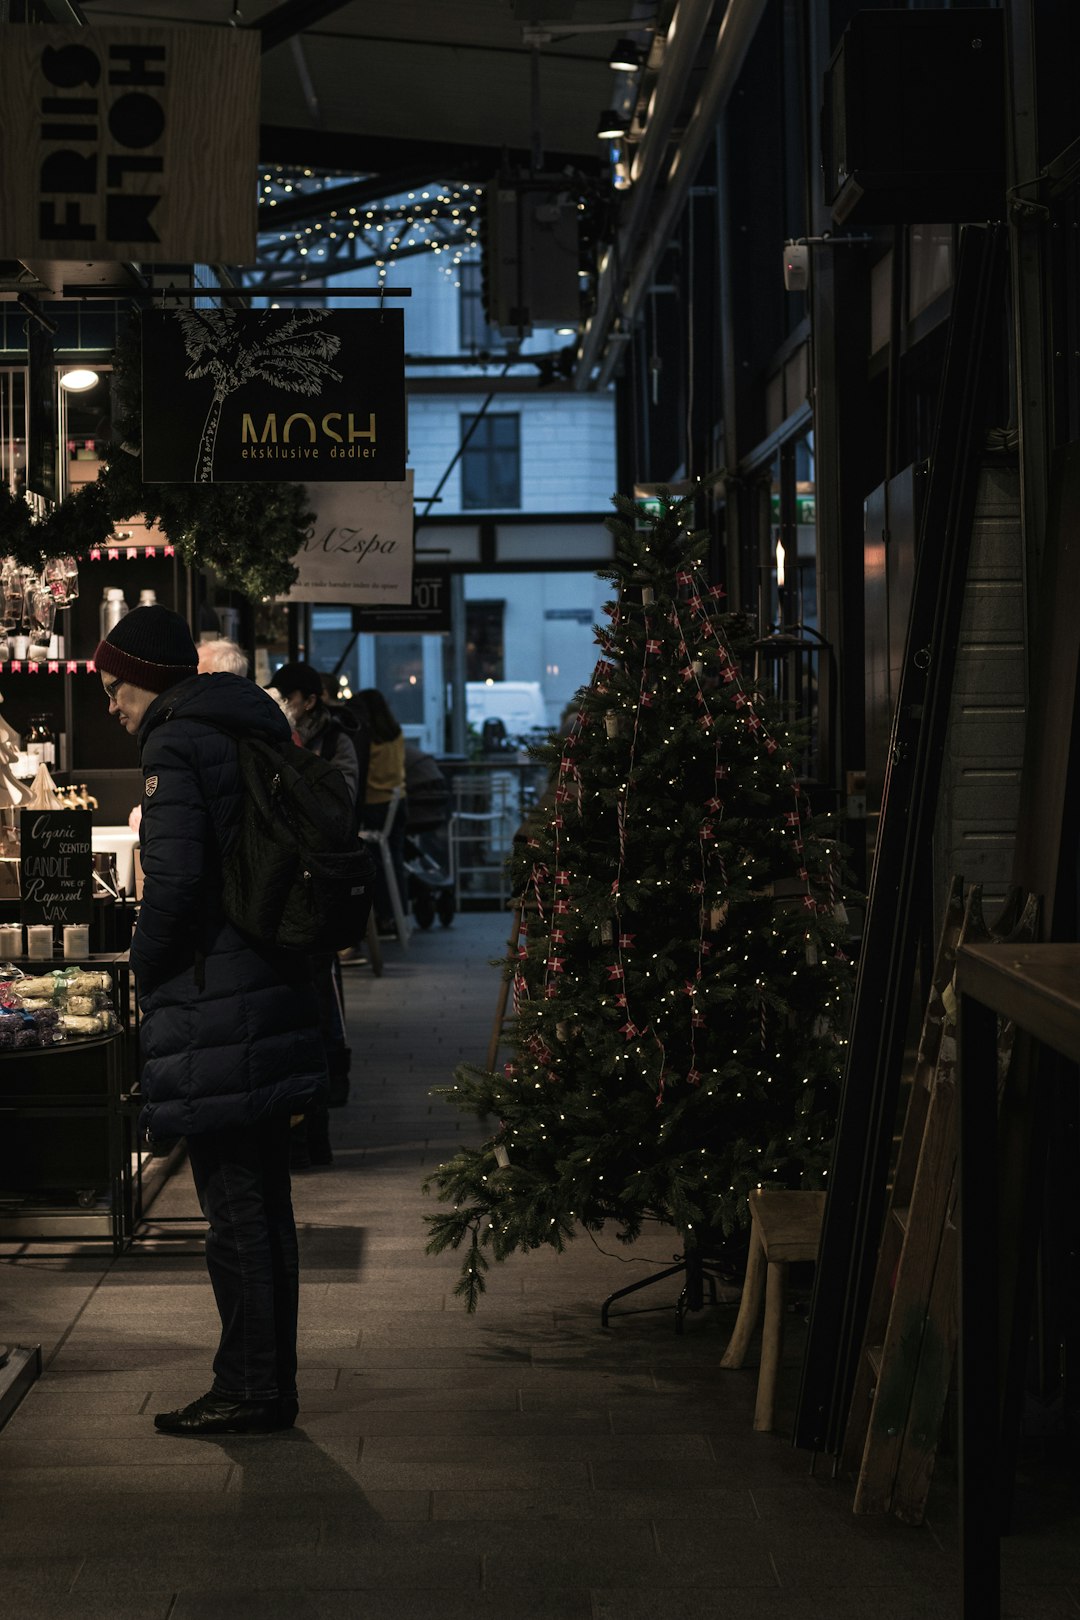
[131, 672, 327, 1143]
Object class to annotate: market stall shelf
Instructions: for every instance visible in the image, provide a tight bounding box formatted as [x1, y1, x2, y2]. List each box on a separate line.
[0, 953, 149, 1254]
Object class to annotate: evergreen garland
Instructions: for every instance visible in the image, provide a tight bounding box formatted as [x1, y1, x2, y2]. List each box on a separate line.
[425, 487, 854, 1309]
[0, 320, 313, 599]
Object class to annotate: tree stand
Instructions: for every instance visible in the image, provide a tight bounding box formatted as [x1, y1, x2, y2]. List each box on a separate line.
[601, 1247, 733, 1333]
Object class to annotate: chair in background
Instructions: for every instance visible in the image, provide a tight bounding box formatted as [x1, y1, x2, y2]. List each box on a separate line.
[358, 784, 409, 948]
[447, 772, 516, 909]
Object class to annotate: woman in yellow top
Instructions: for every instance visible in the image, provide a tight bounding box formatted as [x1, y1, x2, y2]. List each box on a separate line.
[356, 688, 407, 934]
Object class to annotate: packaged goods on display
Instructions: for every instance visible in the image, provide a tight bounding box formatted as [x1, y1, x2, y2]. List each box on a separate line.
[0, 965, 116, 1044]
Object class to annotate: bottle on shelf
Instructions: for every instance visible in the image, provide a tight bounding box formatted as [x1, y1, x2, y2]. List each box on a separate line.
[138, 589, 157, 608]
[26, 714, 56, 767]
[100, 588, 129, 639]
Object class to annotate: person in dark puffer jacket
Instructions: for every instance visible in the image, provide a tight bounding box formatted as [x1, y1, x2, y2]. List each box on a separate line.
[94, 605, 328, 1438]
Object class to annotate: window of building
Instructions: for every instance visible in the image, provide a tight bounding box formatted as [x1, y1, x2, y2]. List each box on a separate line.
[459, 262, 504, 354]
[461, 412, 521, 509]
[465, 598, 505, 681]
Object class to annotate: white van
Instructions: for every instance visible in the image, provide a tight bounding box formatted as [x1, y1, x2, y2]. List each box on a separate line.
[466, 680, 549, 738]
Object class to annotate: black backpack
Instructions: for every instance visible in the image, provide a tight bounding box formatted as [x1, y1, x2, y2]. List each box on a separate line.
[212, 728, 376, 953]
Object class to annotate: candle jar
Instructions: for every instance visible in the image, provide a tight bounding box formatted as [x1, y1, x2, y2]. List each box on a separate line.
[26, 925, 54, 959]
[63, 924, 91, 960]
[0, 923, 22, 957]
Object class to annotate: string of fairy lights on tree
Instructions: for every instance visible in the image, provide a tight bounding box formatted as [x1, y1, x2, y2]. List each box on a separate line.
[425, 486, 854, 1309]
[254, 168, 483, 289]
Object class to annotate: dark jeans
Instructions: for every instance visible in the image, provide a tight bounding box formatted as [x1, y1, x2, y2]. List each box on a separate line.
[186, 1112, 298, 1402]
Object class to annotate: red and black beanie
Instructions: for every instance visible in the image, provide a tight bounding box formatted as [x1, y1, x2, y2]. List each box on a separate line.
[94, 605, 199, 695]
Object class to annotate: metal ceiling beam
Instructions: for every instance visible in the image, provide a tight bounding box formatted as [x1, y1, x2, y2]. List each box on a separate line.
[576, 0, 768, 388]
[249, 233, 468, 288]
[258, 124, 601, 178]
[252, 0, 357, 55]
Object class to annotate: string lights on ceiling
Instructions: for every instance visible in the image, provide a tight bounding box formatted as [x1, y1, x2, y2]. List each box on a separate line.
[255, 168, 484, 289]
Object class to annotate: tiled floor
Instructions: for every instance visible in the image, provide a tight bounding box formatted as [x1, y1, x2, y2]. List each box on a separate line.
[1, 913, 1078, 1620]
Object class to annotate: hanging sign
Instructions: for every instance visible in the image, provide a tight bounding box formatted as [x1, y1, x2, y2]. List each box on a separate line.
[353, 566, 452, 634]
[0, 25, 258, 262]
[140, 308, 406, 484]
[282, 475, 414, 604]
[19, 809, 94, 926]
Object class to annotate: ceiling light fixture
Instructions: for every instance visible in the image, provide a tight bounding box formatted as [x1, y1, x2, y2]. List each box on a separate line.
[608, 38, 644, 71]
[597, 110, 630, 140]
[58, 368, 99, 392]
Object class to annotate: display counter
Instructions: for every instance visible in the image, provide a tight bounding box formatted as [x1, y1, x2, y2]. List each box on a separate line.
[0, 952, 151, 1252]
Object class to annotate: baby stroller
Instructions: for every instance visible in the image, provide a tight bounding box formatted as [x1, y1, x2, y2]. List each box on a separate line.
[402, 745, 455, 929]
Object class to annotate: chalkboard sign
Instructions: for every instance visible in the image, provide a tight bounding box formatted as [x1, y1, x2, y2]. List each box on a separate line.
[19, 810, 94, 926]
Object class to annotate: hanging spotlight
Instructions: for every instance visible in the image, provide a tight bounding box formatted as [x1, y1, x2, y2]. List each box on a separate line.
[58, 368, 99, 391]
[596, 109, 630, 140]
[608, 38, 644, 71]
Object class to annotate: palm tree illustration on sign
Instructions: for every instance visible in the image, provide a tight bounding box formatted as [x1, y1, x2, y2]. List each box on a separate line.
[173, 308, 344, 482]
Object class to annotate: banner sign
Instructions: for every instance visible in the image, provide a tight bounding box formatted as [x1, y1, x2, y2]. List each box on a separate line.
[140, 308, 406, 484]
[353, 566, 452, 634]
[19, 809, 94, 926]
[0, 25, 258, 262]
[283, 475, 414, 604]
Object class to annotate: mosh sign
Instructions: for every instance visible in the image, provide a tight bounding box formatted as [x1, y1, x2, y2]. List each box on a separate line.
[283, 476, 414, 604]
[0, 25, 258, 262]
[141, 308, 407, 484]
[19, 809, 94, 926]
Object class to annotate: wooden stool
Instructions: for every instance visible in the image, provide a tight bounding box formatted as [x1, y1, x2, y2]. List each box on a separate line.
[720, 1189, 826, 1431]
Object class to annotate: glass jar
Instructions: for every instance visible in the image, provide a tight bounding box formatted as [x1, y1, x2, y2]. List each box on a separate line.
[26, 715, 55, 766]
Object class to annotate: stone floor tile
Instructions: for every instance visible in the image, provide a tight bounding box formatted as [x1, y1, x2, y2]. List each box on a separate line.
[73, 1546, 481, 1598]
[0, 1464, 231, 1494]
[16, 1388, 148, 1416]
[298, 1407, 611, 1438]
[482, 1518, 777, 1592]
[289, 1384, 521, 1413]
[359, 1432, 712, 1464]
[0, 1556, 84, 1597]
[1000, 1593, 1080, 1620]
[170, 1590, 591, 1620]
[0, 1599, 176, 1620]
[431, 1486, 757, 1522]
[591, 1590, 961, 1620]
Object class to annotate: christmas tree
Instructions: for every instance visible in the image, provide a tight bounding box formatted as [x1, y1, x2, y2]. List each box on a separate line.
[426, 488, 853, 1308]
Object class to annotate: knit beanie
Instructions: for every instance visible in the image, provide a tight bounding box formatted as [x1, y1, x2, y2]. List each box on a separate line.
[94, 605, 199, 694]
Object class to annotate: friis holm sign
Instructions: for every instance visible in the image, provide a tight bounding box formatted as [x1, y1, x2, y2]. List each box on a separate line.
[140, 308, 406, 484]
[0, 25, 258, 262]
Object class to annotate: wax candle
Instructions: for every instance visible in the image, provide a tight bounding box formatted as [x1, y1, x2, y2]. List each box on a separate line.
[26, 925, 53, 959]
[0, 924, 22, 958]
[63, 924, 91, 960]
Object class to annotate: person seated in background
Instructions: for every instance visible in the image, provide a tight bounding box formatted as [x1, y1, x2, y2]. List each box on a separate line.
[198, 638, 249, 678]
[351, 688, 407, 937]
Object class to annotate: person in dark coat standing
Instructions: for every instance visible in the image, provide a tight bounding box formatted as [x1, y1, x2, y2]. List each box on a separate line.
[95, 606, 327, 1437]
[267, 660, 359, 1127]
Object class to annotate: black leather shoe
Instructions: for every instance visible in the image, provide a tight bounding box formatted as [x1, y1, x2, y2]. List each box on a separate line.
[154, 1390, 293, 1436]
